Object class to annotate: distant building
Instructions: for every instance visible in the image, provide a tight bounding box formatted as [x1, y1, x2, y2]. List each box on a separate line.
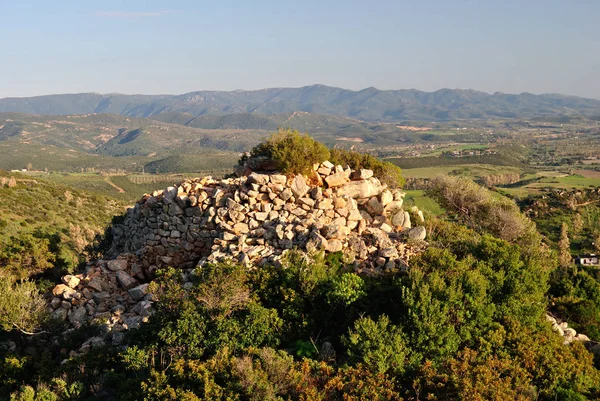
[574, 254, 600, 265]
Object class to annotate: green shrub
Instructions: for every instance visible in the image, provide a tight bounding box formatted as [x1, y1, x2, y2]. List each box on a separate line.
[343, 315, 409, 375]
[0, 272, 48, 334]
[330, 148, 405, 188]
[245, 128, 330, 175]
[326, 273, 366, 306]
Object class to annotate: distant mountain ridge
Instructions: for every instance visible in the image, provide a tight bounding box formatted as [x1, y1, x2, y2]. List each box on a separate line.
[1, 85, 599, 121]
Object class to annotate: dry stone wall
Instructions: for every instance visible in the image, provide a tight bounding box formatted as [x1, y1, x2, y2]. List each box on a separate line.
[110, 161, 426, 276]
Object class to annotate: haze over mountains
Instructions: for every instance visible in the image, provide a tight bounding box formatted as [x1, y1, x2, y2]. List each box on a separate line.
[1, 85, 599, 121]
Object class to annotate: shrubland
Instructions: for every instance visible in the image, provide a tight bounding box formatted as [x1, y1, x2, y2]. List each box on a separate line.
[2, 133, 600, 400]
[0, 171, 124, 281]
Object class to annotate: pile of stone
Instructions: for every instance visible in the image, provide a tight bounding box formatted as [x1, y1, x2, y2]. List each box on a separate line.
[546, 314, 590, 344]
[110, 161, 427, 276]
[49, 254, 153, 346]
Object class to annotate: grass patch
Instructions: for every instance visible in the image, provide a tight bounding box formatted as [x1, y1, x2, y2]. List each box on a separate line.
[403, 190, 444, 215]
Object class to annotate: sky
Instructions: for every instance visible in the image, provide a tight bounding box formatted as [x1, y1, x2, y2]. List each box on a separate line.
[0, 0, 599, 99]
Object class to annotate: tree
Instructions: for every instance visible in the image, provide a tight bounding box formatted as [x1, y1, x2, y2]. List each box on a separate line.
[558, 223, 572, 267]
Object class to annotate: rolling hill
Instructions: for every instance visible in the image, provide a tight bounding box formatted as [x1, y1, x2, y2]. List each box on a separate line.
[1, 85, 599, 121]
[0, 111, 420, 173]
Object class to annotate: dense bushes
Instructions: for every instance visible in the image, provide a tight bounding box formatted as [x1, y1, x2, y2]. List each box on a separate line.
[0, 271, 48, 334]
[5, 217, 598, 400]
[244, 128, 330, 175]
[426, 175, 541, 247]
[241, 129, 405, 188]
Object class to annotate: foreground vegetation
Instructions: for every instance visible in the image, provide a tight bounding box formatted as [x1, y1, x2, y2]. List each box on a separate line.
[3, 214, 599, 400]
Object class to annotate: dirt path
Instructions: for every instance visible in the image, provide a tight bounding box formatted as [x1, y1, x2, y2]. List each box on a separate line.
[104, 177, 125, 193]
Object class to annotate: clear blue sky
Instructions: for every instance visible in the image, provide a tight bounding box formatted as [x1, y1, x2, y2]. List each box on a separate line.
[1, 0, 598, 98]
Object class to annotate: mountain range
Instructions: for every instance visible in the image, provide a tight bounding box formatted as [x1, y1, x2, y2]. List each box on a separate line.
[2, 85, 599, 121]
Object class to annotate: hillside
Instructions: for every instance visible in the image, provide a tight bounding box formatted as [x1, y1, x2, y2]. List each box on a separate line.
[1, 85, 599, 121]
[0, 113, 241, 172]
[0, 111, 472, 173]
[0, 170, 125, 280]
[4, 162, 600, 400]
[3, 133, 600, 400]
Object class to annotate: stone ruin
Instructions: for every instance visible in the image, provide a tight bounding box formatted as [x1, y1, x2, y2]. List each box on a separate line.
[48, 161, 429, 354]
[110, 160, 427, 274]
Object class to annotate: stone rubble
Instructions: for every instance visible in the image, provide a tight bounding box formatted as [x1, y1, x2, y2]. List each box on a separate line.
[49, 253, 154, 347]
[110, 161, 427, 276]
[546, 314, 591, 344]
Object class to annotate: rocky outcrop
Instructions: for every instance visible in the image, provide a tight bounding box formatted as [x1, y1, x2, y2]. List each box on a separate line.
[110, 161, 426, 276]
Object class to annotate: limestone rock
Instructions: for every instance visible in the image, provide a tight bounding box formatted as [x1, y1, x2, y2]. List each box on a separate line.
[326, 239, 343, 253]
[87, 277, 106, 292]
[351, 169, 373, 180]
[325, 172, 349, 188]
[366, 198, 384, 215]
[129, 284, 150, 302]
[270, 174, 287, 185]
[116, 271, 137, 290]
[248, 172, 270, 186]
[336, 178, 382, 199]
[407, 226, 426, 241]
[291, 175, 309, 198]
[69, 307, 87, 326]
[391, 211, 405, 227]
[62, 275, 81, 289]
[53, 284, 75, 298]
[52, 308, 68, 321]
[401, 212, 412, 229]
[50, 297, 62, 309]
